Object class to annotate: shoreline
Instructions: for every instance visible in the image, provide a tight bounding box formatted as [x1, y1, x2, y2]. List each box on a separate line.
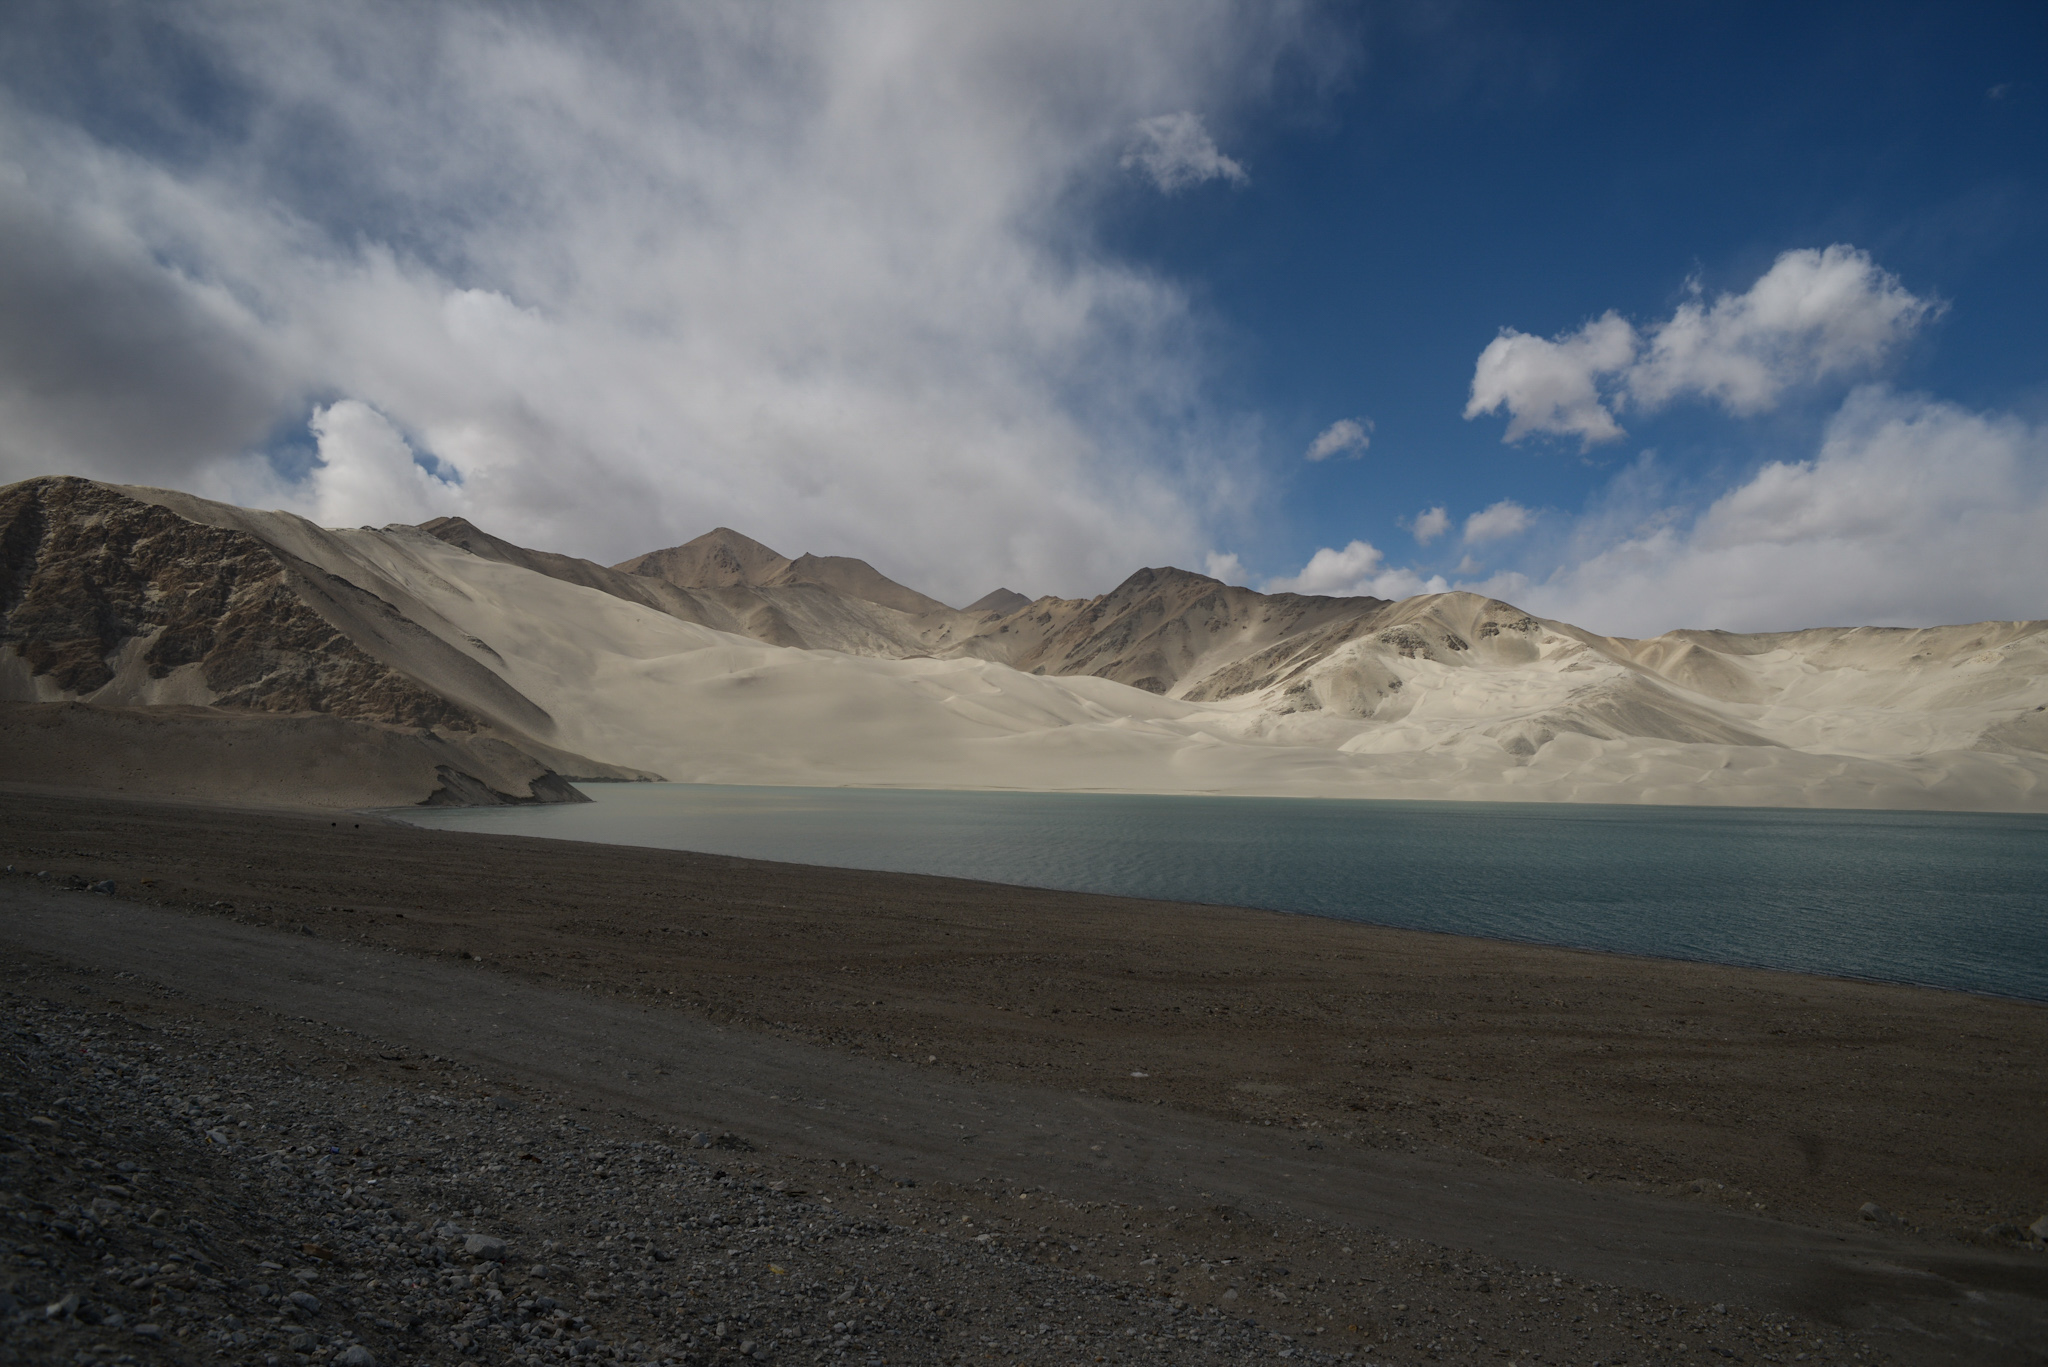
[417, 773, 2048, 819]
[391, 779, 2048, 1004]
[396, 803, 2048, 1008]
[4, 787, 2044, 1235]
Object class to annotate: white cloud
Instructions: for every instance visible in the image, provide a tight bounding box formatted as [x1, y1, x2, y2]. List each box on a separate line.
[1122, 111, 1249, 193]
[1202, 550, 1245, 584]
[1410, 504, 1449, 545]
[1266, 540, 1449, 600]
[1461, 498, 1532, 544]
[1465, 312, 1636, 446]
[1628, 246, 1941, 415]
[305, 400, 465, 530]
[1465, 246, 1938, 448]
[1508, 388, 2048, 635]
[0, 3, 1321, 602]
[1305, 417, 1371, 461]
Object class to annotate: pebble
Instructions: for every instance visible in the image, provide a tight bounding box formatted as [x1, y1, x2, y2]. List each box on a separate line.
[464, 1233, 509, 1261]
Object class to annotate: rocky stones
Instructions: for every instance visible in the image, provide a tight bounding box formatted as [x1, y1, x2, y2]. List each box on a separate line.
[288, 1290, 322, 1314]
[462, 1232, 509, 1261]
[1858, 1202, 1904, 1226]
[337, 1344, 377, 1366]
[88, 879, 115, 894]
[2031, 1214, 2048, 1242]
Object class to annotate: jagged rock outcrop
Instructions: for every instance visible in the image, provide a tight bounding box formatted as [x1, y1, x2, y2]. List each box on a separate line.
[0, 478, 654, 805]
[1, 476, 474, 729]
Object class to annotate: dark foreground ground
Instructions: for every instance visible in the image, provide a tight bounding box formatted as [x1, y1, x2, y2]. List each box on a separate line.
[2, 788, 2046, 1366]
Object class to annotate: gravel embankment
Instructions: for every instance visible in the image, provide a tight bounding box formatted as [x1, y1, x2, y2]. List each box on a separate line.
[0, 979, 1889, 1367]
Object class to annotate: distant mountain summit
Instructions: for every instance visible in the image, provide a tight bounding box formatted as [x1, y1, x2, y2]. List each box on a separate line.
[965, 588, 1032, 615]
[613, 527, 791, 591]
[614, 528, 952, 615]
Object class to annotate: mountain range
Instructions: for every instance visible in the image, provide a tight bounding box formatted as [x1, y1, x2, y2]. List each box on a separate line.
[3, 474, 2044, 811]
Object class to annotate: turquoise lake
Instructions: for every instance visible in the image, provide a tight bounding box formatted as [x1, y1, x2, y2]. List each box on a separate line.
[398, 784, 2048, 1002]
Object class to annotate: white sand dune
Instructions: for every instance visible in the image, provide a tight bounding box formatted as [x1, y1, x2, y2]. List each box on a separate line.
[12, 479, 2046, 811]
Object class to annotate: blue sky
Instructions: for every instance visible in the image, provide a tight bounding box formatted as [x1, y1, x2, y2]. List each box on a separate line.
[1, 2, 2043, 633]
[1103, 2, 2048, 601]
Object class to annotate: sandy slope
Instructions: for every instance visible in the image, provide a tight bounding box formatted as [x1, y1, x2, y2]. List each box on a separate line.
[11, 480, 2043, 810]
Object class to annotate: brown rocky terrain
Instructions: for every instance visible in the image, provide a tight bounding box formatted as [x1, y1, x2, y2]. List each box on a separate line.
[1, 476, 473, 731]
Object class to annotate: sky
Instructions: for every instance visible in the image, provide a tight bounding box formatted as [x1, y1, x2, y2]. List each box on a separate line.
[0, 1, 2044, 635]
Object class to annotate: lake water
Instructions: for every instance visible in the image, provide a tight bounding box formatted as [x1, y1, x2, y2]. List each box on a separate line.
[398, 784, 2048, 1002]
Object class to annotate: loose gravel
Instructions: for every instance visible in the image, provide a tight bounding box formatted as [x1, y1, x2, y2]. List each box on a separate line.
[0, 976, 1889, 1367]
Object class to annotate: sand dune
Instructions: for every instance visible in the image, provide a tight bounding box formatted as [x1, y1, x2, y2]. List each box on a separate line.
[4, 476, 2044, 810]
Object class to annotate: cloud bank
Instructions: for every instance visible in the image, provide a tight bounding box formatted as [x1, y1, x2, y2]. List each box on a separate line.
[1279, 384, 2048, 637]
[1465, 246, 1940, 447]
[1508, 388, 2048, 635]
[0, 1, 1319, 603]
[1281, 244, 2042, 636]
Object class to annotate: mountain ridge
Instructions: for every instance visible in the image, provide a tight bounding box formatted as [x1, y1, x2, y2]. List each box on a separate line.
[5, 475, 2045, 811]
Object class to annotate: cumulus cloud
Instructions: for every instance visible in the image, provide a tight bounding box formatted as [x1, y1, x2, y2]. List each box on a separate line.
[1505, 388, 2048, 635]
[1265, 540, 1448, 600]
[1203, 550, 1246, 585]
[1304, 417, 1371, 461]
[1465, 312, 1636, 446]
[1461, 498, 1532, 544]
[1410, 504, 1449, 545]
[304, 400, 465, 530]
[1122, 111, 1249, 193]
[1466, 246, 1939, 448]
[0, 2, 1322, 602]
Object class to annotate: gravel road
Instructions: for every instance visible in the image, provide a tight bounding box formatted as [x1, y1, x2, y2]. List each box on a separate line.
[3, 973, 1878, 1367]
